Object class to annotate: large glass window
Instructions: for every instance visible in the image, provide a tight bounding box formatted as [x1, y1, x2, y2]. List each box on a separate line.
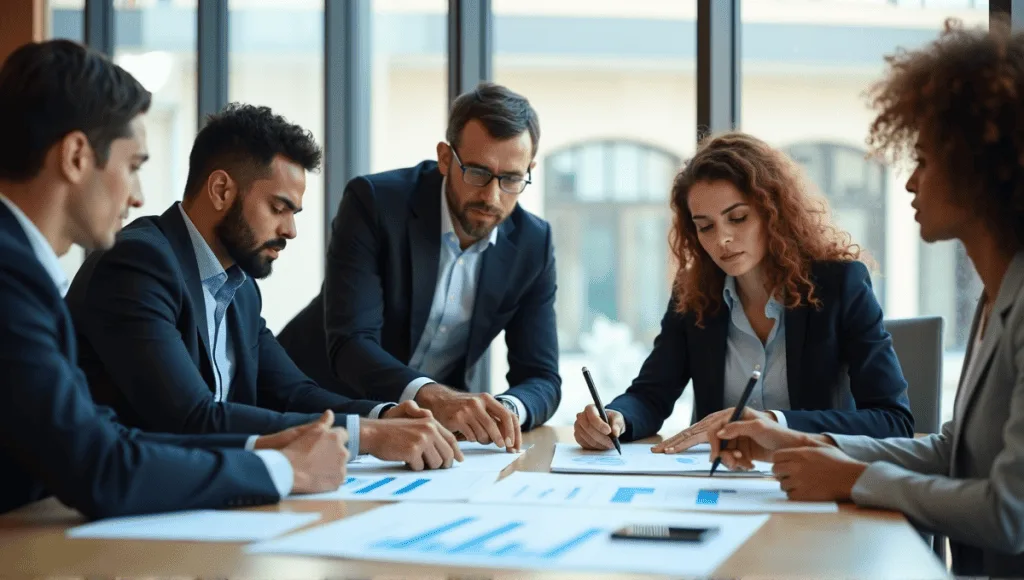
[492, 0, 697, 428]
[741, 0, 989, 421]
[370, 0, 448, 173]
[228, 0, 325, 333]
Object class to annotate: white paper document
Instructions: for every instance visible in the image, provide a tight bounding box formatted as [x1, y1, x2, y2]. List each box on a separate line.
[290, 470, 499, 502]
[347, 442, 529, 475]
[67, 510, 320, 542]
[246, 501, 768, 577]
[471, 471, 838, 513]
[551, 442, 773, 476]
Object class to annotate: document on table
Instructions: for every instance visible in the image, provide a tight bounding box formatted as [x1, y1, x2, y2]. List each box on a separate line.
[67, 510, 320, 542]
[246, 501, 768, 577]
[470, 471, 838, 513]
[290, 469, 500, 502]
[348, 442, 529, 474]
[551, 442, 772, 476]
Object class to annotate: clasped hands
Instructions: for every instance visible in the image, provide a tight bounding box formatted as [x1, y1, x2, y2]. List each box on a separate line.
[574, 405, 869, 502]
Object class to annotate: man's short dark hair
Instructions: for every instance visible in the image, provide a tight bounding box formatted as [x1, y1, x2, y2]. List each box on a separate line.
[0, 40, 152, 182]
[446, 82, 540, 157]
[183, 103, 322, 199]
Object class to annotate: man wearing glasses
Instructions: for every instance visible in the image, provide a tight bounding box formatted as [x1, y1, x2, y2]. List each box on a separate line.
[278, 83, 560, 452]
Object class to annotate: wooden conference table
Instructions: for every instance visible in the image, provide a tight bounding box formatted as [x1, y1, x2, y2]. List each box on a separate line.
[0, 426, 951, 579]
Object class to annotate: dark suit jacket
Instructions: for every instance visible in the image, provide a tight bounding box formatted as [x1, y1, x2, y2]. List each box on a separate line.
[278, 161, 561, 430]
[0, 203, 279, 519]
[607, 261, 915, 440]
[65, 204, 382, 436]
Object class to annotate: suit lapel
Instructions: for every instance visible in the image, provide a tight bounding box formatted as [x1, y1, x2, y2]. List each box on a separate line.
[951, 252, 1024, 460]
[784, 305, 809, 409]
[407, 171, 444, 354]
[225, 299, 255, 404]
[466, 221, 517, 364]
[157, 204, 212, 359]
[702, 310, 729, 415]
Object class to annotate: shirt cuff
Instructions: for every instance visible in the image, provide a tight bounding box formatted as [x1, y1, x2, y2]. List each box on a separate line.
[369, 402, 396, 420]
[402, 377, 436, 403]
[345, 414, 360, 459]
[253, 450, 294, 498]
[769, 410, 788, 429]
[496, 395, 528, 426]
[244, 434, 259, 451]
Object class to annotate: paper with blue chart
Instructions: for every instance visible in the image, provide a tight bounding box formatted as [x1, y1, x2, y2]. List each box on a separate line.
[551, 442, 773, 476]
[470, 471, 838, 513]
[289, 469, 499, 502]
[347, 441, 528, 474]
[246, 501, 769, 576]
[67, 510, 321, 542]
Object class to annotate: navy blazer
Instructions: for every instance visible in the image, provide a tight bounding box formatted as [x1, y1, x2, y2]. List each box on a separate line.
[607, 261, 915, 441]
[65, 204, 382, 436]
[0, 203, 279, 519]
[278, 161, 561, 430]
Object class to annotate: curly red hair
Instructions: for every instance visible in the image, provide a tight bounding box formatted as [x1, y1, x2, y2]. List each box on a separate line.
[670, 132, 863, 327]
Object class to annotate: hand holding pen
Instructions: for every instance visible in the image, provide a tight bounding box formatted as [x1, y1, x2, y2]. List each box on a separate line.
[576, 367, 623, 454]
[709, 365, 762, 476]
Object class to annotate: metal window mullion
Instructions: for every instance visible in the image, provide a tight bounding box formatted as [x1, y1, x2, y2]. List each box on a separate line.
[447, 0, 492, 104]
[696, 0, 741, 141]
[83, 0, 114, 56]
[197, 0, 228, 130]
[991, 0, 1024, 30]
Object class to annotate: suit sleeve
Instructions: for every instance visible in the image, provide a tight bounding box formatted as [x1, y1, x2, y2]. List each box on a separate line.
[780, 262, 915, 438]
[0, 265, 280, 520]
[324, 179, 424, 402]
[500, 222, 561, 430]
[835, 318, 1024, 553]
[253, 311, 380, 417]
[75, 239, 336, 435]
[829, 421, 953, 476]
[607, 298, 692, 441]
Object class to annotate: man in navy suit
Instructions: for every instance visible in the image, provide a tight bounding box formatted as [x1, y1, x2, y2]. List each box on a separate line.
[66, 104, 462, 472]
[279, 83, 561, 450]
[0, 40, 347, 518]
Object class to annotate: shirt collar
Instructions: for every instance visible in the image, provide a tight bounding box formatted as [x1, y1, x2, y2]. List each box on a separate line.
[439, 176, 499, 251]
[176, 203, 245, 292]
[0, 193, 70, 296]
[722, 275, 784, 319]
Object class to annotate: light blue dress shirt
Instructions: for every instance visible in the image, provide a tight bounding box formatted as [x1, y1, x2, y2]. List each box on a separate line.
[721, 276, 790, 427]
[400, 180, 527, 425]
[0, 194, 292, 498]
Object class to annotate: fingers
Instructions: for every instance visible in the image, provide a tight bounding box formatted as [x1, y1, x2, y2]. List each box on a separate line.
[480, 396, 511, 448]
[463, 416, 492, 444]
[512, 421, 523, 453]
[317, 409, 335, 429]
[583, 405, 611, 435]
[406, 452, 425, 472]
[716, 419, 762, 441]
[421, 443, 445, 470]
[574, 423, 612, 450]
[439, 426, 464, 463]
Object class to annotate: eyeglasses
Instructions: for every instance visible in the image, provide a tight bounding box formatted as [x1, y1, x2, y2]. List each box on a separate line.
[449, 146, 532, 195]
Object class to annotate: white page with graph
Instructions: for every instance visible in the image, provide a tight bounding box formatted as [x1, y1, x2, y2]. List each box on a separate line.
[289, 469, 499, 502]
[550, 442, 772, 476]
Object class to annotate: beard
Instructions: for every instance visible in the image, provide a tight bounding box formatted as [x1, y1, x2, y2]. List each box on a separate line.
[215, 197, 286, 279]
[445, 178, 506, 241]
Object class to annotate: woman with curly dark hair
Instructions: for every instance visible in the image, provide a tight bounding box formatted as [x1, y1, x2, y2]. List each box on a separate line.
[573, 131, 914, 452]
[703, 20, 1024, 576]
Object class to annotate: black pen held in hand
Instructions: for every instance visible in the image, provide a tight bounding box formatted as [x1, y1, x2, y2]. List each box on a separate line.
[710, 365, 762, 477]
[582, 366, 621, 455]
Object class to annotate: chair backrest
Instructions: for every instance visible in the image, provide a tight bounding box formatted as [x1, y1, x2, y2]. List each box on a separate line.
[884, 316, 944, 434]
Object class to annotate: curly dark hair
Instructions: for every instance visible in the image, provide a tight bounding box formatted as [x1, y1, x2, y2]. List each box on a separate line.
[183, 103, 321, 198]
[867, 18, 1024, 248]
[670, 132, 862, 327]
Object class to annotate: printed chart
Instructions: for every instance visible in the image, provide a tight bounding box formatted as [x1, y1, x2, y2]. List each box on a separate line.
[348, 442, 528, 474]
[289, 470, 499, 502]
[246, 501, 769, 577]
[471, 471, 838, 513]
[552, 443, 772, 476]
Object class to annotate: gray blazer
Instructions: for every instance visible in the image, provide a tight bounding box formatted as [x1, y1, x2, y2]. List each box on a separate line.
[830, 250, 1024, 578]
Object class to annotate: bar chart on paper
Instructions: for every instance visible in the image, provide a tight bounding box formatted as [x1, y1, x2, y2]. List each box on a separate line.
[470, 472, 839, 513]
[551, 443, 772, 476]
[289, 470, 499, 502]
[246, 502, 770, 577]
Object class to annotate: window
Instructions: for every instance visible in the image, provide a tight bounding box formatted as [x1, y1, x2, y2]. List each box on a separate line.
[741, 0, 988, 421]
[370, 0, 448, 173]
[228, 0, 325, 333]
[492, 0, 697, 428]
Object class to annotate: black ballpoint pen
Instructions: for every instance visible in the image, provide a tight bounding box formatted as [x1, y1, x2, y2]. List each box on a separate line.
[710, 365, 762, 477]
[582, 366, 621, 455]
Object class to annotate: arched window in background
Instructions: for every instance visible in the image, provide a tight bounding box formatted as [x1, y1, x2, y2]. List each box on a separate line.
[784, 141, 888, 305]
[545, 141, 681, 352]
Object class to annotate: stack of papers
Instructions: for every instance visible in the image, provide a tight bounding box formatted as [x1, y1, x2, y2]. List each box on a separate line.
[67, 510, 321, 542]
[551, 442, 773, 476]
[349, 442, 528, 474]
[290, 470, 500, 502]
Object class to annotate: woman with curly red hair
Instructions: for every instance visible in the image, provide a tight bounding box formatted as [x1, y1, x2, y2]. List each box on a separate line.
[699, 20, 1024, 576]
[573, 131, 914, 451]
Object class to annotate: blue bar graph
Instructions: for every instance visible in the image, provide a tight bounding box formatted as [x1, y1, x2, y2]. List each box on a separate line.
[344, 477, 355, 485]
[392, 479, 429, 495]
[566, 487, 581, 500]
[538, 488, 555, 498]
[354, 477, 396, 494]
[611, 487, 656, 503]
[513, 485, 530, 498]
[371, 517, 602, 561]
